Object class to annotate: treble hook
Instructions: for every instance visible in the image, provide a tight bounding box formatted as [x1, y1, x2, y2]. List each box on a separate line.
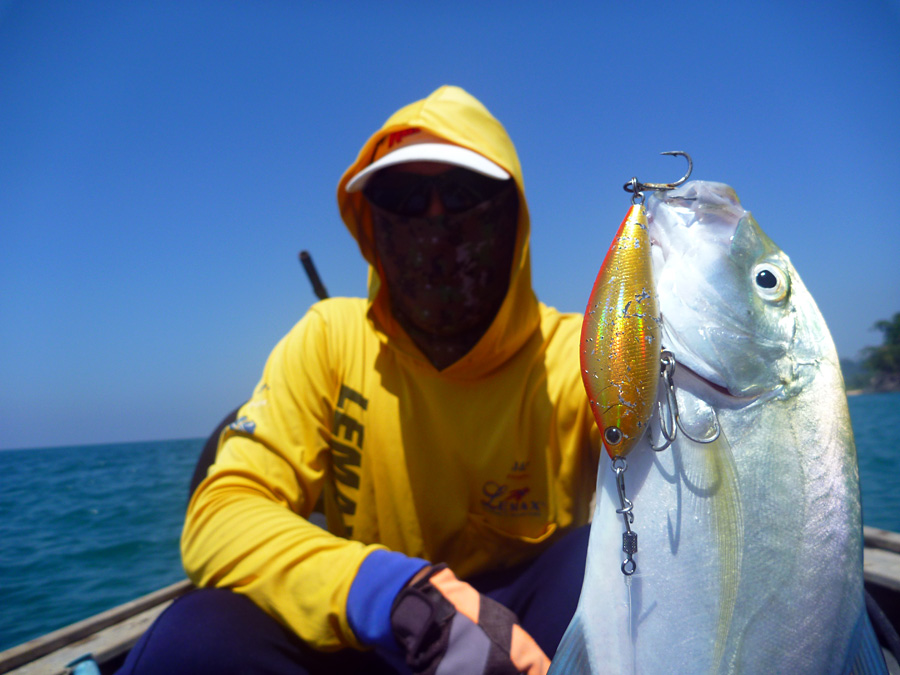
[624, 151, 693, 204]
[613, 457, 638, 576]
[649, 352, 678, 452]
[649, 350, 721, 451]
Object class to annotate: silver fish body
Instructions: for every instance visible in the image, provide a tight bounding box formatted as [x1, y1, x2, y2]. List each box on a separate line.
[552, 182, 881, 674]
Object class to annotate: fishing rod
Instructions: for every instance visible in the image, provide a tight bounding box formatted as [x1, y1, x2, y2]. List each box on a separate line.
[298, 250, 329, 300]
[297, 250, 330, 519]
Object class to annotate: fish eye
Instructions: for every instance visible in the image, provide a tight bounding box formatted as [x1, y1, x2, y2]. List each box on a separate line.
[752, 263, 789, 302]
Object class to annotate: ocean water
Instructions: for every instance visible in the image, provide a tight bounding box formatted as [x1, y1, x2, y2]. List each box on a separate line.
[1, 392, 899, 653]
[0, 438, 200, 652]
[848, 392, 900, 532]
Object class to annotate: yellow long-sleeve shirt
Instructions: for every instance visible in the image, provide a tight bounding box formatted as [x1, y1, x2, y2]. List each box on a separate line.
[181, 85, 601, 651]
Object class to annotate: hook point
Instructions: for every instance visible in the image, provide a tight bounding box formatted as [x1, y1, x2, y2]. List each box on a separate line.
[624, 152, 693, 197]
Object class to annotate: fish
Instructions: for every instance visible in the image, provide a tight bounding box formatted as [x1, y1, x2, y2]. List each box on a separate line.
[581, 203, 660, 459]
[551, 181, 885, 674]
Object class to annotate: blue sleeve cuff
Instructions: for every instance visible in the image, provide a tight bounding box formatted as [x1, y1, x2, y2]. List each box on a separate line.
[347, 549, 430, 652]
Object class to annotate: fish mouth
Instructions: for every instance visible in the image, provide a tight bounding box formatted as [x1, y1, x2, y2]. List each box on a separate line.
[646, 182, 744, 263]
[669, 355, 760, 409]
[677, 361, 731, 396]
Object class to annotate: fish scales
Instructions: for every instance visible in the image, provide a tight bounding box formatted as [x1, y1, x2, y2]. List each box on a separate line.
[553, 181, 884, 674]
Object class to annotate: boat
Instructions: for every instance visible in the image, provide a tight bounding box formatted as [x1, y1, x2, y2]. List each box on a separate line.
[3, 256, 897, 673]
[0, 580, 190, 674]
[0, 526, 898, 674]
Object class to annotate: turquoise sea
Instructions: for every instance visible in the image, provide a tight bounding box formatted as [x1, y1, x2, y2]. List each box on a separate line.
[1, 391, 899, 653]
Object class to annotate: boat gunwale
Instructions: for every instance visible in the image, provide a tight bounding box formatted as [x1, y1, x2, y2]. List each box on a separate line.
[0, 580, 192, 674]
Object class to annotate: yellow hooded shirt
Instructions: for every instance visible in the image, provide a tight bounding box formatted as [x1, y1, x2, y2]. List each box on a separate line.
[181, 85, 601, 651]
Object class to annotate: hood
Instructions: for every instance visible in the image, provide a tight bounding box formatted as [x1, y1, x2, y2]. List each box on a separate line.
[337, 85, 540, 378]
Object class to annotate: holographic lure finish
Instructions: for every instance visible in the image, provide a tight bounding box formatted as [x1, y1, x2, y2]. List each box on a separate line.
[580, 203, 660, 458]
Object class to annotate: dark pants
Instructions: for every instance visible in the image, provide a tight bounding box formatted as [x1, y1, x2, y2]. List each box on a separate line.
[117, 525, 590, 674]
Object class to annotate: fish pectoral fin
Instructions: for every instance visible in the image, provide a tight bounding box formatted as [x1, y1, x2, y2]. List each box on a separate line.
[549, 612, 592, 675]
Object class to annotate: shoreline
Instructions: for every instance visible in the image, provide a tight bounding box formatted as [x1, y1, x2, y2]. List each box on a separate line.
[846, 388, 900, 397]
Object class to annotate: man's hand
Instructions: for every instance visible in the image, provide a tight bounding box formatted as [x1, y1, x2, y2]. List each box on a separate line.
[390, 564, 550, 675]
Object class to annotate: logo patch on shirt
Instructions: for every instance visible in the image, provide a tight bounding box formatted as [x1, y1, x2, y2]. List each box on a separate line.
[229, 416, 257, 434]
[508, 461, 529, 480]
[480, 460, 546, 518]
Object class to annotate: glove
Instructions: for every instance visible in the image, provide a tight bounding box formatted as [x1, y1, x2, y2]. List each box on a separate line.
[390, 564, 550, 675]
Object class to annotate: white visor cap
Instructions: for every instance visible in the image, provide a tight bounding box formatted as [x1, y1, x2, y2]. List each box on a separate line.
[346, 141, 510, 193]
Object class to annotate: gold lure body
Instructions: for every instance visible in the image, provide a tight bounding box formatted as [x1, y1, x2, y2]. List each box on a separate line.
[580, 204, 660, 458]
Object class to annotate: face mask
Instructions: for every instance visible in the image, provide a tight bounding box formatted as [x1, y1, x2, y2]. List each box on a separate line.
[371, 185, 518, 338]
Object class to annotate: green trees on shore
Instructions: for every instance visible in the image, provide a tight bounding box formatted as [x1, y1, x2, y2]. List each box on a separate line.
[842, 312, 900, 392]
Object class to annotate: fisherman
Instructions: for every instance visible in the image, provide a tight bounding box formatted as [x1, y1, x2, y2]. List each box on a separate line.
[117, 85, 601, 674]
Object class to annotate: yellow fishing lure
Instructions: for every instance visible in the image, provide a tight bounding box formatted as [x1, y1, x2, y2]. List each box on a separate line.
[580, 203, 660, 458]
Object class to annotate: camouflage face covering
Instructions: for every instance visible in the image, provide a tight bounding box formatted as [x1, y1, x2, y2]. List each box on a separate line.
[371, 184, 518, 339]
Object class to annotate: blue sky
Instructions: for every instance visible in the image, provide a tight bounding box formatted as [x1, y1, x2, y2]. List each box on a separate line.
[2, 0, 898, 450]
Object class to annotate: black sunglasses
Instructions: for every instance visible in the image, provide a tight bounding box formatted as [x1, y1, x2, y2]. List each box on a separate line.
[363, 167, 510, 217]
